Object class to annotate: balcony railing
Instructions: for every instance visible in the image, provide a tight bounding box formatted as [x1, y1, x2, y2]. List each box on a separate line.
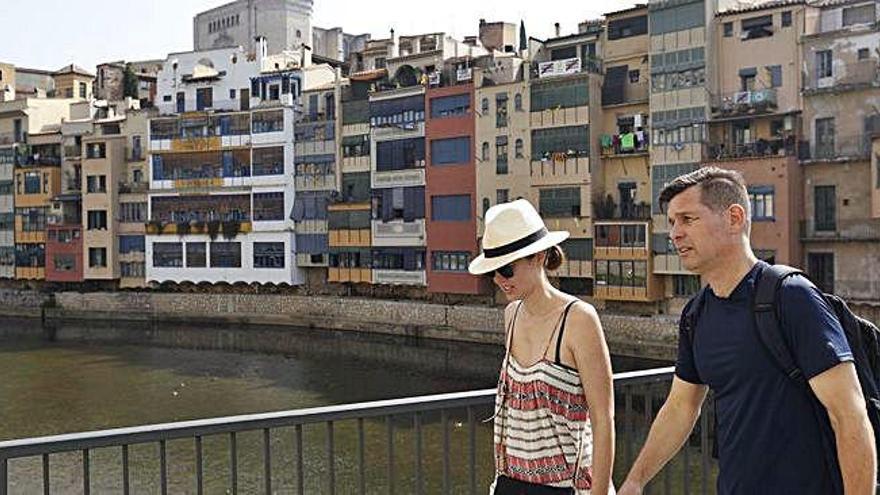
[0, 133, 21, 146]
[531, 57, 603, 79]
[706, 137, 796, 161]
[599, 133, 649, 156]
[594, 200, 652, 221]
[804, 62, 880, 94]
[118, 181, 148, 194]
[63, 145, 82, 159]
[801, 218, 880, 242]
[799, 135, 872, 162]
[710, 89, 778, 117]
[0, 367, 721, 494]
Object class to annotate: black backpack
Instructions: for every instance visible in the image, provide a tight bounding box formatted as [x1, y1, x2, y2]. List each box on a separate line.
[682, 264, 880, 487]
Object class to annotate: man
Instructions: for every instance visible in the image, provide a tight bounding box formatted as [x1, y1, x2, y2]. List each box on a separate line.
[618, 167, 876, 494]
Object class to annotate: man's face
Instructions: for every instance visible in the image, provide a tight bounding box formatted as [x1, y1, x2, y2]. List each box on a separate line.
[666, 186, 730, 274]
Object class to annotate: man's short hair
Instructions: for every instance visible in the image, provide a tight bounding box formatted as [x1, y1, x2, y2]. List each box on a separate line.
[658, 166, 751, 219]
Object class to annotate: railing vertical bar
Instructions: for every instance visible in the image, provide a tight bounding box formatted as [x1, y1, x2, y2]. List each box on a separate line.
[159, 440, 167, 495]
[1, 457, 7, 495]
[386, 415, 395, 495]
[264, 428, 272, 495]
[358, 418, 366, 495]
[441, 410, 450, 495]
[122, 445, 130, 495]
[82, 449, 90, 495]
[414, 412, 423, 495]
[326, 421, 335, 495]
[230, 432, 238, 495]
[643, 388, 652, 495]
[195, 437, 203, 495]
[295, 425, 304, 495]
[701, 404, 710, 495]
[42, 453, 49, 495]
[467, 406, 476, 495]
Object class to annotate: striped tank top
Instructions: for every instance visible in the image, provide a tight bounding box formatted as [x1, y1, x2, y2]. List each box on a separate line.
[493, 300, 594, 492]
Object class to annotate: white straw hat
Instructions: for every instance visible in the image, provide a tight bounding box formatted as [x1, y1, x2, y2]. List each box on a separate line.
[468, 199, 569, 275]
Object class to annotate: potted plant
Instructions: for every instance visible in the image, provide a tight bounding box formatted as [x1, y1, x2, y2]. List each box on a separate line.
[206, 220, 221, 241]
[222, 219, 241, 240]
[176, 220, 191, 236]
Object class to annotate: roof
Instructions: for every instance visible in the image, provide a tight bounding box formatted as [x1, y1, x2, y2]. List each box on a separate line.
[349, 68, 387, 81]
[54, 64, 94, 77]
[718, 0, 805, 16]
[604, 3, 648, 16]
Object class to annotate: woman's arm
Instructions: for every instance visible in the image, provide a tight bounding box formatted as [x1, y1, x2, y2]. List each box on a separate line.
[568, 303, 615, 494]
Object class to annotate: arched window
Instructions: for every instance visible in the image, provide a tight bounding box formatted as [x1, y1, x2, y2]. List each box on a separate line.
[481, 142, 490, 161]
[296, 29, 302, 38]
[514, 93, 522, 111]
[481, 98, 489, 114]
[482, 198, 491, 217]
[515, 139, 524, 158]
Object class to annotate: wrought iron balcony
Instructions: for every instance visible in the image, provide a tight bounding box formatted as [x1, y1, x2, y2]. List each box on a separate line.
[710, 88, 778, 117]
[799, 134, 872, 162]
[706, 137, 796, 161]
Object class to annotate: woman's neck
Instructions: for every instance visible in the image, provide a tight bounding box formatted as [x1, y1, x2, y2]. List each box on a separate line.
[520, 277, 559, 316]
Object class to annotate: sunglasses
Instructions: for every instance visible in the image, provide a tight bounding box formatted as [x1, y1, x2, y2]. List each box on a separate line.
[493, 263, 515, 279]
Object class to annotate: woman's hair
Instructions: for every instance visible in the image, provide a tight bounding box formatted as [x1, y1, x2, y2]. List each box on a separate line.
[543, 245, 565, 271]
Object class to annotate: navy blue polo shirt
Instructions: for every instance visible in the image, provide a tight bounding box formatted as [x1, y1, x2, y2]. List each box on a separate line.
[676, 261, 853, 495]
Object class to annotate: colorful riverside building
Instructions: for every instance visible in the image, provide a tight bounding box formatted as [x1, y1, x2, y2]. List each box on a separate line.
[145, 38, 336, 285]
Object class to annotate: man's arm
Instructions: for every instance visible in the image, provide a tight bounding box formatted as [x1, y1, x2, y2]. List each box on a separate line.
[618, 377, 708, 495]
[809, 362, 877, 495]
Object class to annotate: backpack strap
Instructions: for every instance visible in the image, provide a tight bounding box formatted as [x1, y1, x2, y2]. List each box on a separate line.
[753, 264, 806, 381]
[682, 285, 709, 351]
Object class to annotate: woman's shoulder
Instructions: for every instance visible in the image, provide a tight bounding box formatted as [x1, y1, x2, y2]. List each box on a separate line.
[563, 298, 602, 332]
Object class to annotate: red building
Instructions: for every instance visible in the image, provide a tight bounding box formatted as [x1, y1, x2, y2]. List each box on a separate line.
[45, 195, 83, 282]
[425, 77, 485, 295]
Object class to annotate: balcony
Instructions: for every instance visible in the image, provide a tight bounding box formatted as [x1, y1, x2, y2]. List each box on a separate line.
[63, 145, 82, 159]
[145, 220, 253, 236]
[599, 133, 649, 157]
[602, 81, 649, 107]
[0, 132, 21, 146]
[800, 218, 880, 242]
[118, 181, 148, 194]
[593, 198, 652, 221]
[531, 57, 603, 79]
[372, 268, 427, 286]
[371, 219, 426, 247]
[371, 168, 425, 189]
[16, 154, 62, 167]
[804, 62, 880, 95]
[706, 137, 796, 161]
[710, 89, 778, 117]
[799, 135, 872, 162]
[327, 267, 372, 283]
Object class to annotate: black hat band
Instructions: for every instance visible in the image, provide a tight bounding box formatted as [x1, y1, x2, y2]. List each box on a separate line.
[483, 227, 548, 259]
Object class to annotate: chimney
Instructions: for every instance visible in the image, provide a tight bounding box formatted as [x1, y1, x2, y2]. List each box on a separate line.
[301, 43, 312, 68]
[255, 36, 268, 69]
[554, 23, 560, 38]
[389, 28, 399, 58]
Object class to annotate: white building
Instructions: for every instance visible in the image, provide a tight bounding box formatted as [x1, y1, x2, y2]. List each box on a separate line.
[146, 38, 335, 285]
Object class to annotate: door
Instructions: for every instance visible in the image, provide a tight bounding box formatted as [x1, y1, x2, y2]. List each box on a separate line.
[808, 252, 834, 293]
[240, 88, 250, 111]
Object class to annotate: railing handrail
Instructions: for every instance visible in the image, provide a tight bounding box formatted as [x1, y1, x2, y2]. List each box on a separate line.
[0, 366, 675, 460]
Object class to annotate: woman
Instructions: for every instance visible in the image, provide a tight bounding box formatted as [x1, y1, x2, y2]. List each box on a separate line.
[469, 199, 615, 495]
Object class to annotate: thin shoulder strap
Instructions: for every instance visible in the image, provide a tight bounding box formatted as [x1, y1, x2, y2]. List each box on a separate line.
[554, 300, 579, 366]
[506, 300, 523, 350]
[754, 264, 804, 382]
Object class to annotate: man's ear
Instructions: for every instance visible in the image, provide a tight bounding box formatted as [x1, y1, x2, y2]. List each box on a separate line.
[727, 203, 748, 231]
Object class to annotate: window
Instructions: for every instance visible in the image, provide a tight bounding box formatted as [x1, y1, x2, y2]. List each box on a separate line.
[17, 208, 46, 232]
[229, 89, 236, 100]
[748, 186, 775, 221]
[196, 87, 213, 111]
[374, 57, 386, 69]
[607, 14, 648, 40]
[481, 142, 490, 161]
[808, 252, 834, 293]
[65, 88, 74, 98]
[560, 238, 593, 261]
[530, 79, 589, 112]
[375, 138, 425, 171]
[559, 278, 592, 296]
[514, 94, 522, 111]
[79, 82, 87, 98]
[153, 242, 183, 267]
[23, 172, 40, 194]
[430, 94, 470, 118]
[814, 185, 836, 231]
[496, 137, 508, 174]
[88, 248, 107, 268]
[254, 242, 285, 268]
[253, 192, 285, 221]
[431, 195, 471, 221]
[252, 146, 284, 176]
[496, 189, 509, 204]
[815, 117, 836, 158]
[859, 48, 870, 61]
[816, 50, 833, 79]
[252, 110, 284, 133]
[210, 242, 241, 268]
[629, 70, 640, 83]
[431, 137, 470, 165]
[86, 143, 106, 159]
[87, 210, 107, 230]
[539, 188, 581, 217]
[86, 175, 107, 193]
[269, 84, 280, 101]
[120, 262, 145, 278]
[531, 125, 589, 160]
[119, 202, 146, 223]
[843, 4, 875, 26]
[596, 224, 646, 247]
[595, 260, 648, 288]
[514, 139, 524, 159]
[431, 251, 470, 272]
[131, 135, 142, 161]
[673, 275, 701, 297]
[649, 2, 705, 35]
[53, 254, 76, 272]
[495, 93, 508, 128]
[768, 65, 783, 88]
[118, 236, 145, 254]
[186, 242, 206, 267]
[652, 163, 700, 213]
[781, 11, 792, 27]
[741, 15, 773, 40]
[481, 98, 489, 113]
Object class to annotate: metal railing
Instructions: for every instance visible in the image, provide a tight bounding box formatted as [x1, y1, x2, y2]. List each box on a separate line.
[706, 137, 796, 161]
[709, 88, 778, 116]
[0, 366, 718, 494]
[800, 135, 873, 161]
[804, 62, 880, 94]
[801, 218, 880, 242]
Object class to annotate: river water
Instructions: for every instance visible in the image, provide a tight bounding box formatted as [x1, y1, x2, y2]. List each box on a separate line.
[0, 317, 670, 494]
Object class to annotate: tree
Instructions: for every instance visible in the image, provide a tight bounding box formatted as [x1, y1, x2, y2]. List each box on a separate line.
[122, 63, 138, 99]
